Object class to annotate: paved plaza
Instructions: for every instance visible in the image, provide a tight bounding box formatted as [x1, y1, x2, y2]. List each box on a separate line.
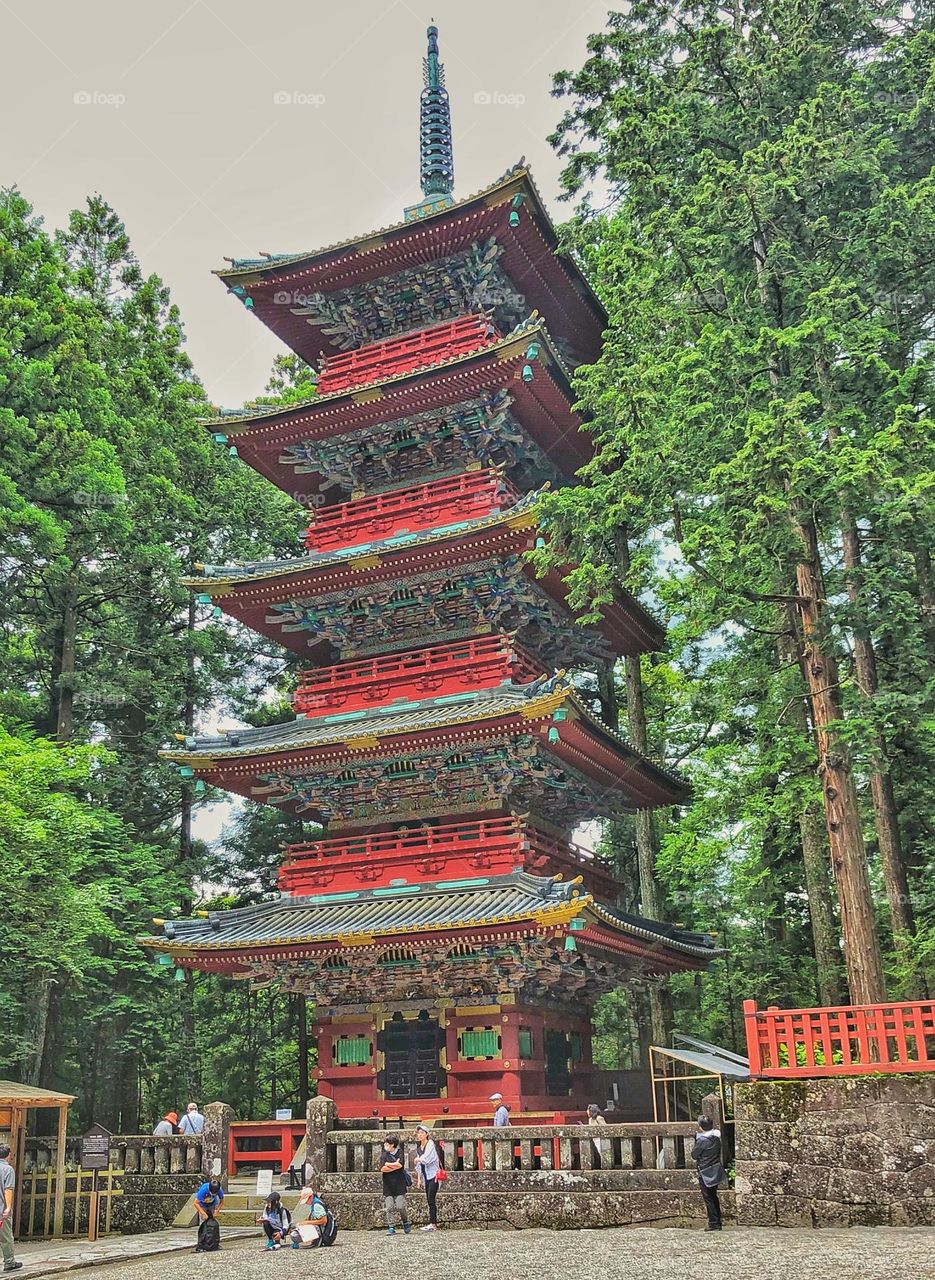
[14, 1226, 935, 1280]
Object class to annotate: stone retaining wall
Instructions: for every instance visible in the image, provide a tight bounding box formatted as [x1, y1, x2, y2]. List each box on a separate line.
[111, 1175, 203, 1235]
[734, 1075, 935, 1227]
[326, 1188, 736, 1230]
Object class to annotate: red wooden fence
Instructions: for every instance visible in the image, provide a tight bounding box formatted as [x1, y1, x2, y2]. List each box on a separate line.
[744, 997, 935, 1078]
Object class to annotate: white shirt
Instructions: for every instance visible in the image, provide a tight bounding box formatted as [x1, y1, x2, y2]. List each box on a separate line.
[493, 1105, 510, 1127]
[179, 1111, 205, 1135]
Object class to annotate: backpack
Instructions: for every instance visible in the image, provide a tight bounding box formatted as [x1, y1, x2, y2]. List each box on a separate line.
[319, 1209, 338, 1247]
[197, 1215, 220, 1253]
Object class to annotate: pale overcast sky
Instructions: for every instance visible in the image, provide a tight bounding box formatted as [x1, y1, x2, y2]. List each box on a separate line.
[3, 0, 611, 408]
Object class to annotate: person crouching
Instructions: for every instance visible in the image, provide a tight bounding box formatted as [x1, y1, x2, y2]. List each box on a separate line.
[259, 1191, 291, 1250]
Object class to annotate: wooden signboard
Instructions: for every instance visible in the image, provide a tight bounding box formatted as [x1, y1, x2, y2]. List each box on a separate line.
[80, 1124, 112, 1243]
[80, 1124, 112, 1171]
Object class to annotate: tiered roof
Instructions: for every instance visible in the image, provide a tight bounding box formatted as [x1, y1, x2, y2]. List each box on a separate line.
[206, 321, 589, 498]
[143, 871, 718, 1003]
[215, 165, 606, 367]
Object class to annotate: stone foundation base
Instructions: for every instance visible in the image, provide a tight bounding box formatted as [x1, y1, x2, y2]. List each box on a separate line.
[326, 1189, 736, 1230]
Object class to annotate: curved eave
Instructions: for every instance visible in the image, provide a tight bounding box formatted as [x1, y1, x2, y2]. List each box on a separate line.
[583, 906, 720, 963]
[141, 902, 586, 958]
[203, 323, 590, 497]
[205, 320, 574, 429]
[184, 507, 663, 660]
[163, 682, 572, 763]
[214, 166, 606, 366]
[160, 683, 687, 810]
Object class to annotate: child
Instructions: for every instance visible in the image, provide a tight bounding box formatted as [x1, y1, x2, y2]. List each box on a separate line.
[378, 1134, 411, 1236]
[690, 1114, 725, 1232]
[259, 1190, 292, 1250]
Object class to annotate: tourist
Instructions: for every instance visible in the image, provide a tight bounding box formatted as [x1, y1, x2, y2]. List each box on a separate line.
[152, 1110, 179, 1136]
[413, 1123, 440, 1232]
[490, 1093, 511, 1126]
[587, 1103, 608, 1167]
[259, 1190, 292, 1249]
[290, 1185, 336, 1248]
[690, 1115, 724, 1232]
[0, 1143, 22, 1274]
[178, 1102, 205, 1136]
[193, 1177, 224, 1252]
[378, 1133, 412, 1235]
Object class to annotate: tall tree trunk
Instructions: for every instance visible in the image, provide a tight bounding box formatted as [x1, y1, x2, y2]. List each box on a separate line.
[778, 611, 846, 1005]
[596, 660, 619, 728]
[612, 529, 674, 1046]
[820, 394, 921, 993]
[792, 512, 885, 1004]
[912, 541, 935, 665]
[53, 571, 79, 741]
[840, 520, 921, 992]
[296, 995, 310, 1108]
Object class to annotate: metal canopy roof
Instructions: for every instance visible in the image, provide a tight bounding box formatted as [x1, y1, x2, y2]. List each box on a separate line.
[655, 1037, 751, 1081]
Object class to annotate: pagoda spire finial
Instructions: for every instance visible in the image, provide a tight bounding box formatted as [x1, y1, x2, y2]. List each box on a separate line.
[405, 23, 455, 221]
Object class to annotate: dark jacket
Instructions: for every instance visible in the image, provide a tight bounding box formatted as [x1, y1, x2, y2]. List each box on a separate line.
[379, 1145, 408, 1197]
[691, 1130, 724, 1188]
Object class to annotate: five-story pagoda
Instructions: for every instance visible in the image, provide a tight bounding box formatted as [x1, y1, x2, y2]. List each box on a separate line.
[145, 27, 718, 1120]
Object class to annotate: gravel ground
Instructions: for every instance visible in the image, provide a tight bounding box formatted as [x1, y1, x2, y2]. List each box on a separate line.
[67, 1225, 935, 1280]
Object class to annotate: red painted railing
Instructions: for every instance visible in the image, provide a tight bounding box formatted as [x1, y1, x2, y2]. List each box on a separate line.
[744, 998, 935, 1078]
[305, 468, 516, 552]
[294, 635, 543, 716]
[316, 313, 499, 395]
[228, 1120, 306, 1174]
[279, 815, 618, 899]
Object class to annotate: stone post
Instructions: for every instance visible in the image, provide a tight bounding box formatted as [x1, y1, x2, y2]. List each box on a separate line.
[202, 1102, 234, 1185]
[306, 1096, 337, 1182]
[701, 1092, 723, 1129]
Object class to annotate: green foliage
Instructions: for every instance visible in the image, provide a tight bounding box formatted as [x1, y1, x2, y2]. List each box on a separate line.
[0, 189, 301, 1126]
[545, 0, 935, 1052]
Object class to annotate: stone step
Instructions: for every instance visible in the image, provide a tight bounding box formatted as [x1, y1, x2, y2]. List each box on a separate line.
[322, 1188, 735, 1231]
[173, 1191, 302, 1229]
[215, 1210, 263, 1227]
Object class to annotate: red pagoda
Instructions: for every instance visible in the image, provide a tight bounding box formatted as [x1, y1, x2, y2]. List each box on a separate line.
[146, 27, 718, 1120]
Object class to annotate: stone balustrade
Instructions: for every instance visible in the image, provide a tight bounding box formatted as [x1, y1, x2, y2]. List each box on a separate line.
[23, 1134, 203, 1176]
[324, 1121, 696, 1176]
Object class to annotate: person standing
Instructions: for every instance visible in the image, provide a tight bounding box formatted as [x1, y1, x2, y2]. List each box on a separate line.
[490, 1093, 511, 1126]
[152, 1111, 179, 1136]
[413, 1124, 440, 1232]
[378, 1134, 411, 1236]
[0, 1144, 22, 1274]
[691, 1115, 724, 1232]
[587, 1103, 608, 1168]
[178, 1103, 205, 1136]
